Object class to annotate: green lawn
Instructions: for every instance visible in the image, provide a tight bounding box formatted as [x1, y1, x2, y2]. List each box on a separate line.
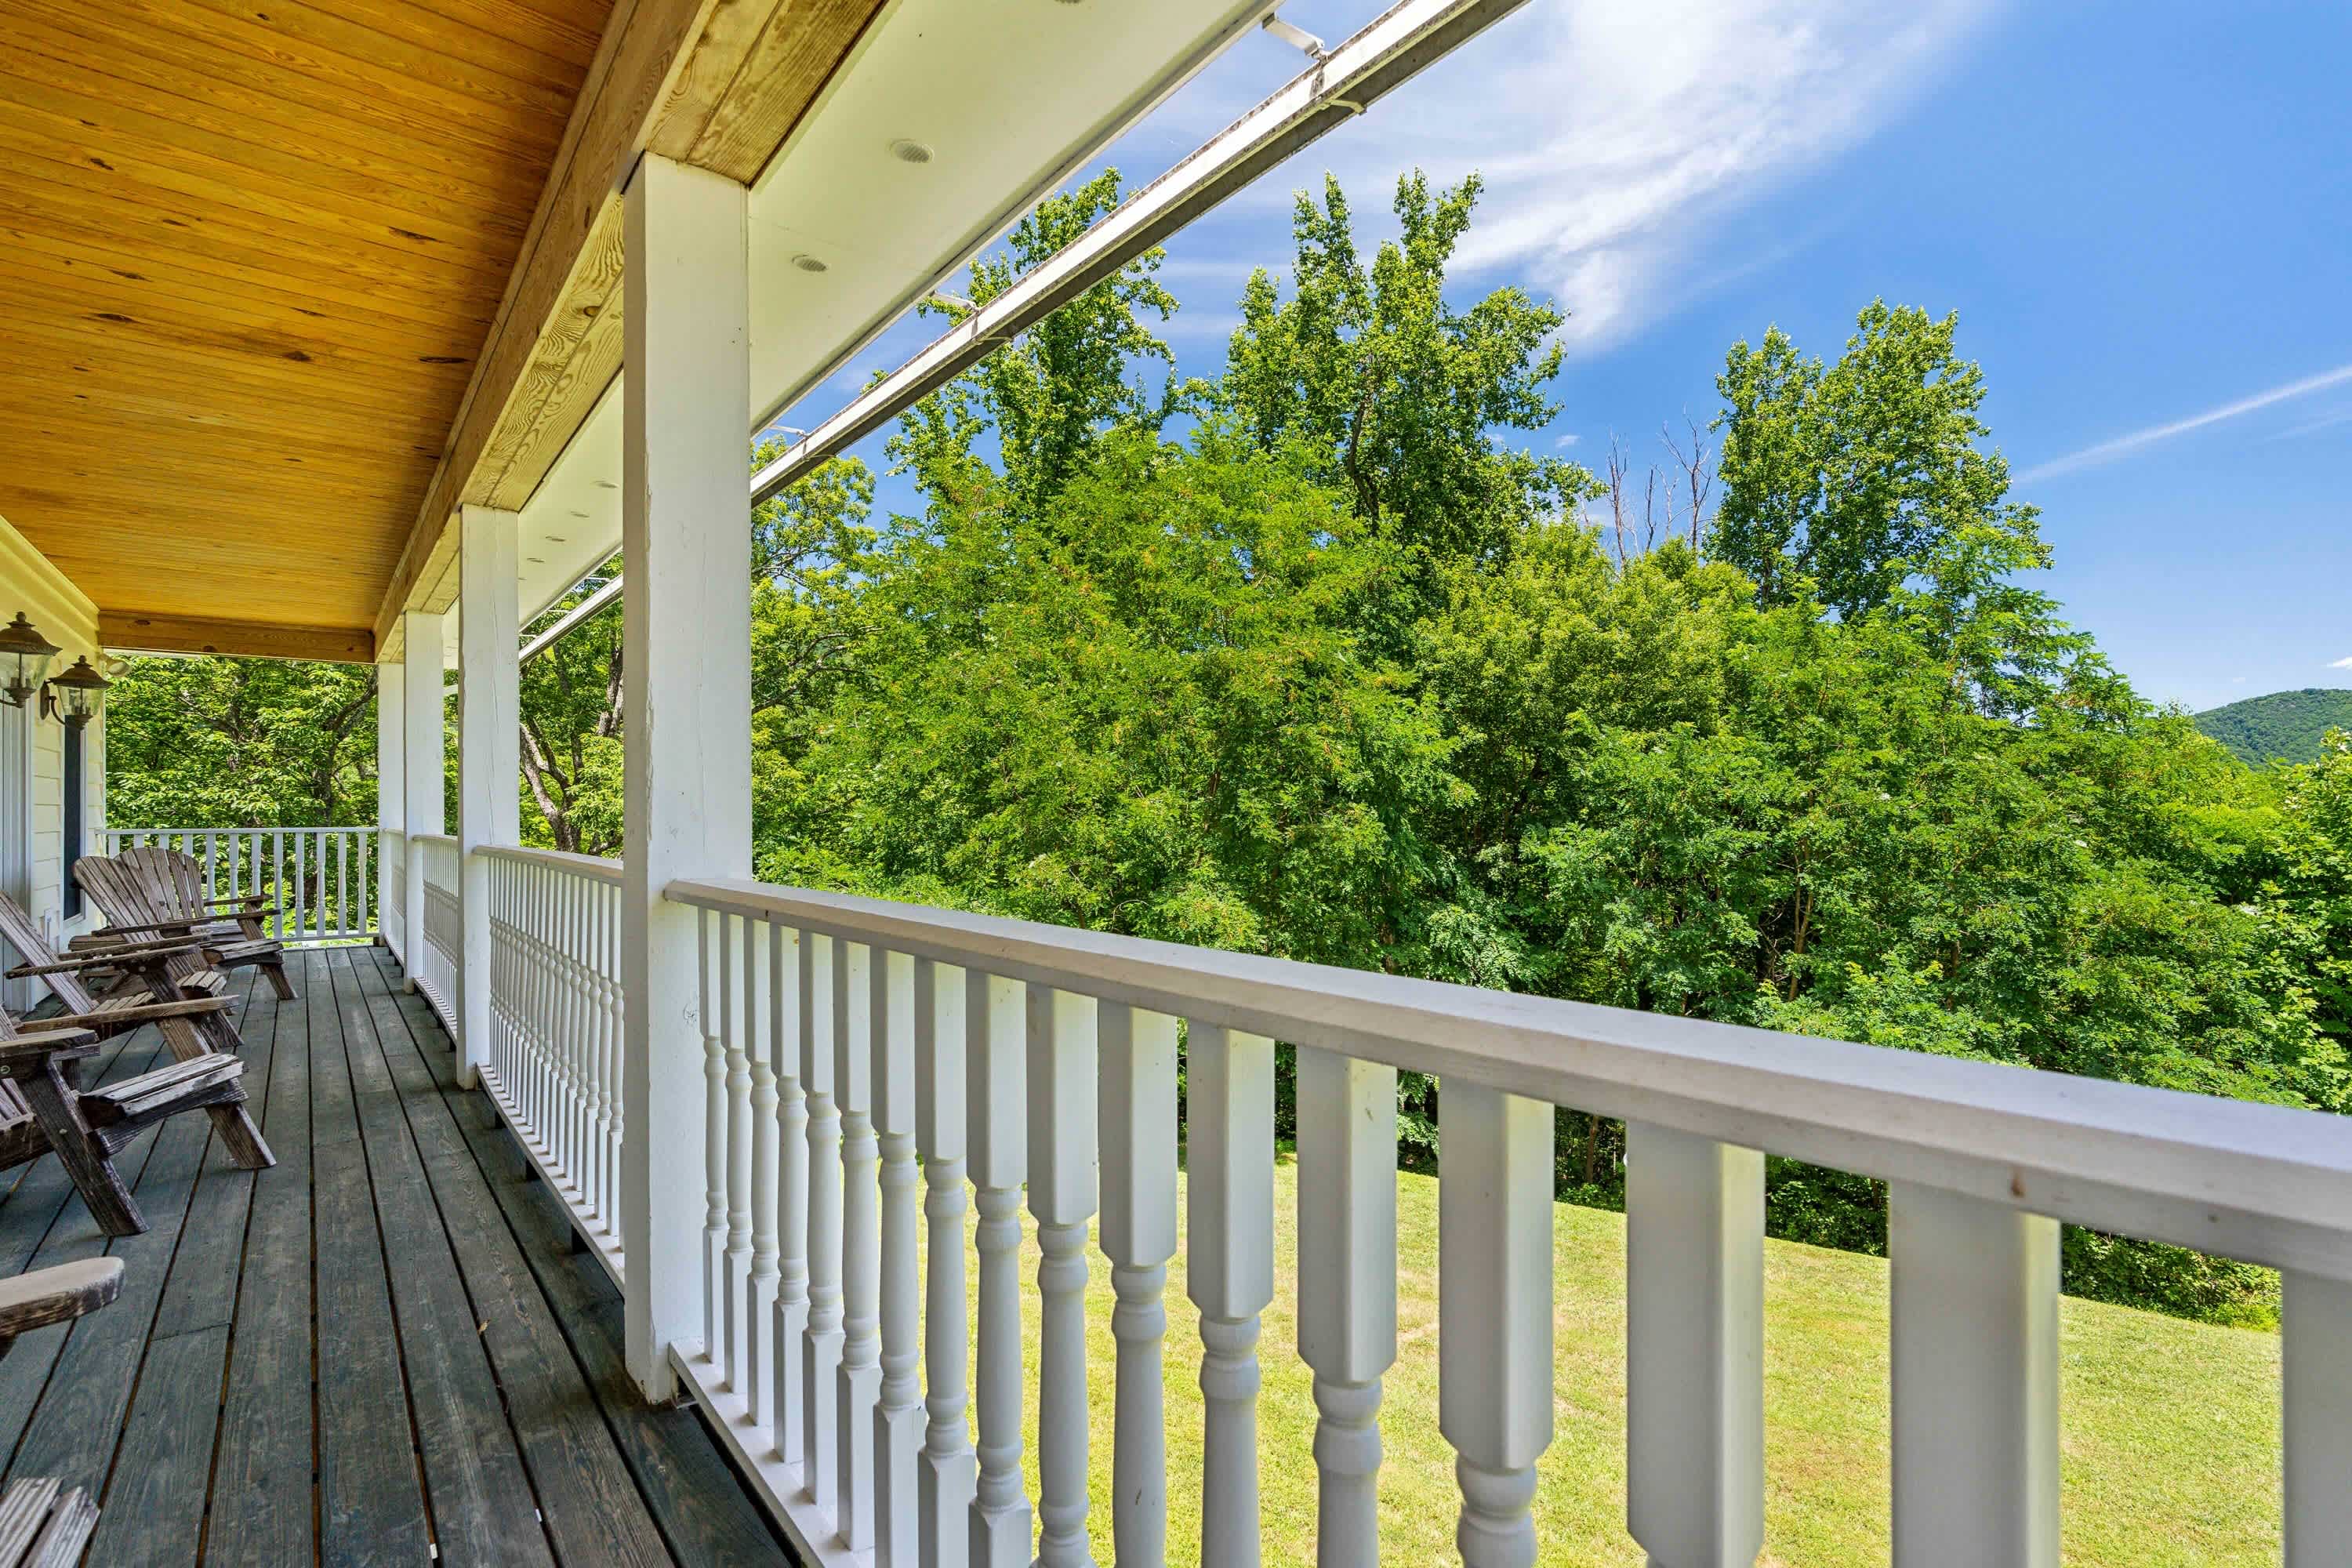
[950, 1157, 2281, 1566]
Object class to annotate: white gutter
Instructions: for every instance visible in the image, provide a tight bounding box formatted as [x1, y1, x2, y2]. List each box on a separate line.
[525, 0, 1534, 660]
[518, 574, 621, 665]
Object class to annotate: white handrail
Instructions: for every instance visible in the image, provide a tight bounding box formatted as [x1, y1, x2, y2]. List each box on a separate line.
[665, 874, 2352, 1279]
[651, 871, 2352, 1566]
[103, 826, 381, 946]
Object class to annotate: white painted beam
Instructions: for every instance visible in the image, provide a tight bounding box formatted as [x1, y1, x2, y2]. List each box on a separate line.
[619, 150, 753, 1403]
[400, 608, 445, 985]
[458, 503, 520, 1088]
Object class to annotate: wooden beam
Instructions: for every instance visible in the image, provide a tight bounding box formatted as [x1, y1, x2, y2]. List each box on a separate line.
[100, 611, 374, 664]
[371, 0, 886, 651]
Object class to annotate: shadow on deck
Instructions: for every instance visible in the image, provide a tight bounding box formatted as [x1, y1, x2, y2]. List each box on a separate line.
[0, 946, 794, 1566]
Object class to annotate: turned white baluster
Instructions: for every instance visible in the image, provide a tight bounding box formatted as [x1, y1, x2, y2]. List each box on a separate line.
[1296, 1047, 1396, 1566]
[745, 917, 781, 1432]
[771, 924, 809, 1464]
[604, 879, 624, 1241]
[701, 907, 728, 1360]
[836, 940, 882, 1550]
[2285, 1269, 2352, 1564]
[966, 971, 1031, 1568]
[872, 949, 923, 1566]
[1889, 1183, 2058, 1568]
[1098, 1004, 1177, 1568]
[1625, 1122, 1763, 1568]
[1188, 1023, 1272, 1568]
[1028, 986, 1098, 1568]
[915, 957, 975, 1568]
[802, 931, 844, 1514]
[1440, 1082, 1554, 1568]
[724, 915, 754, 1389]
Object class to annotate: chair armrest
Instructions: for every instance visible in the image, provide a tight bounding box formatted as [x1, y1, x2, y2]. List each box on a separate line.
[0, 1027, 100, 1073]
[0, 1257, 123, 1340]
[85, 916, 216, 935]
[202, 895, 274, 909]
[7, 944, 201, 979]
[25, 998, 230, 1034]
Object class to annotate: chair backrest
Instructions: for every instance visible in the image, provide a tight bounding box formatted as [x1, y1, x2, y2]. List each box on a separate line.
[70, 855, 163, 942]
[0, 894, 96, 1015]
[116, 847, 209, 922]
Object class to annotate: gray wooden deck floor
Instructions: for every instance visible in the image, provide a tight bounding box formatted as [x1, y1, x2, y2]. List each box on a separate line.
[0, 945, 794, 1567]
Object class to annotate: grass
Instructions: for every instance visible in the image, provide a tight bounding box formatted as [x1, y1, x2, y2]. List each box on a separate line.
[939, 1156, 2282, 1566]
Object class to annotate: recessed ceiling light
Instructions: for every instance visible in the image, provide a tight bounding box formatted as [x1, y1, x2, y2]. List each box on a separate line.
[593, 479, 617, 490]
[792, 253, 829, 274]
[546, 535, 568, 543]
[569, 510, 588, 519]
[525, 556, 546, 564]
[888, 139, 933, 165]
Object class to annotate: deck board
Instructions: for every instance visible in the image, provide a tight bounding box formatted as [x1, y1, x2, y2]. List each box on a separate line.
[0, 946, 797, 1566]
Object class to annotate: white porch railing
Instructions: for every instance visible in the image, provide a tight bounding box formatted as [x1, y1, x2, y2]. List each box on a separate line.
[434, 862, 2352, 1565]
[637, 874, 2351, 1568]
[381, 829, 406, 964]
[102, 826, 379, 945]
[479, 844, 626, 1280]
[411, 833, 462, 1038]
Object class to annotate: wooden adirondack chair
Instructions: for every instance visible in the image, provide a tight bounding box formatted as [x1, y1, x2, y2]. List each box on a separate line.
[0, 894, 272, 1172]
[0, 1014, 254, 1236]
[71, 850, 296, 1002]
[0, 1258, 122, 1563]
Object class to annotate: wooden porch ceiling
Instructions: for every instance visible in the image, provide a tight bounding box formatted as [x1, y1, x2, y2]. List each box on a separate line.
[0, 0, 886, 663]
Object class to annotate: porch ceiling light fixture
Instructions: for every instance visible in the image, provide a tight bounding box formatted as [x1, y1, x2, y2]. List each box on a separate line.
[0, 612, 60, 708]
[42, 655, 110, 730]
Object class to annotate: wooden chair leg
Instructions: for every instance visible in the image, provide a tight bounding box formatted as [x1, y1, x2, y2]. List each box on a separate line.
[150, 1014, 270, 1167]
[262, 958, 297, 1001]
[203, 1102, 275, 1171]
[15, 1066, 145, 1238]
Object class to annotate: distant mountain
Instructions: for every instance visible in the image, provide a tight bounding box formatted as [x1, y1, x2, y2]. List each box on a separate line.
[2194, 688, 2352, 766]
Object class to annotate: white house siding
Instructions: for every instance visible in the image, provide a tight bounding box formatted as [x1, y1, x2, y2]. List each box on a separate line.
[0, 511, 107, 964]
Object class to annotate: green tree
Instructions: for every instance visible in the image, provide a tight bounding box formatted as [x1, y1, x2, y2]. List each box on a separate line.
[105, 655, 378, 829]
[1711, 301, 2042, 619]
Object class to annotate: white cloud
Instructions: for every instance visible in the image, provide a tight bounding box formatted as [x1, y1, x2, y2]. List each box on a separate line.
[2332, 655, 2352, 670]
[1555, 432, 1581, 448]
[2018, 361, 2352, 481]
[1177, 0, 2002, 353]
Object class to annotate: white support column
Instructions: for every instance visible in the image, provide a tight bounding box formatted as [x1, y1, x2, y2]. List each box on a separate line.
[1439, 1082, 1554, 1568]
[375, 659, 403, 955]
[457, 503, 519, 1089]
[1889, 1184, 2060, 1568]
[966, 971, 1030, 1568]
[1098, 1004, 1177, 1568]
[619, 147, 751, 1402]
[400, 608, 445, 987]
[1027, 987, 1098, 1568]
[1297, 1048, 1397, 1566]
[2285, 1269, 2352, 1565]
[1625, 1123, 1764, 1568]
[1188, 1024, 1273, 1568]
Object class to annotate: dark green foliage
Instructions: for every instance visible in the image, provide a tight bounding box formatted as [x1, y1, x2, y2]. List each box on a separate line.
[2196, 687, 2352, 765]
[106, 655, 378, 829]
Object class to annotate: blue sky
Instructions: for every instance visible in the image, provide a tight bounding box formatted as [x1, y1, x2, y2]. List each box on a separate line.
[773, 0, 2351, 713]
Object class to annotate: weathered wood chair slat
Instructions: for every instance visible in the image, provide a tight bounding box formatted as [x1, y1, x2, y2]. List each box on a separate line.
[0, 891, 273, 1172]
[71, 851, 296, 1001]
[0, 1259, 122, 1564]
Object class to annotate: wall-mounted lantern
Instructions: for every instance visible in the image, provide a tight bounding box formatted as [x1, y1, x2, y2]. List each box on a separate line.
[0, 613, 59, 709]
[42, 657, 111, 730]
